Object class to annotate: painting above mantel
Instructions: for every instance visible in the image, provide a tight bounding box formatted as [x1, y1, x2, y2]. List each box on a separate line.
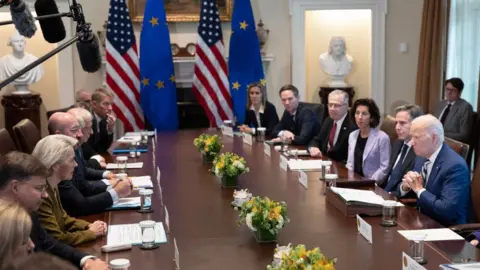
[128, 0, 233, 23]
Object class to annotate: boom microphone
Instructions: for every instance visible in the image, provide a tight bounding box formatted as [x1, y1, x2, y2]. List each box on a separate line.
[6, 0, 37, 38]
[76, 33, 102, 73]
[34, 0, 66, 43]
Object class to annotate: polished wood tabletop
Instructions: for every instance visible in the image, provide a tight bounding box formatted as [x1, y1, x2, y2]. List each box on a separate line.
[78, 130, 480, 269]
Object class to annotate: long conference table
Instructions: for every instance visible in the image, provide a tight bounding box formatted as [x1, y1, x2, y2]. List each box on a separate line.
[78, 129, 480, 269]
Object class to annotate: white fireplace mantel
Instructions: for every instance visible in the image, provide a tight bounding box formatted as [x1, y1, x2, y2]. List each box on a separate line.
[290, 0, 387, 113]
[101, 54, 275, 89]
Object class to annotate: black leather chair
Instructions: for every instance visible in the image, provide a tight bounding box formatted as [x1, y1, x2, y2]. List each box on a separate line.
[0, 128, 17, 155]
[301, 102, 325, 126]
[46, 105, 74, 119]
[12, 119, 41, 154]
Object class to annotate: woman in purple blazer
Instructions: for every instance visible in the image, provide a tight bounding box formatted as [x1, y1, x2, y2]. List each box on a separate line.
[346, 98, 390, 181]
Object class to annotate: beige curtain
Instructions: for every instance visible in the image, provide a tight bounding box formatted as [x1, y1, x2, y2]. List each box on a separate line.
[415, 0, 450, 113]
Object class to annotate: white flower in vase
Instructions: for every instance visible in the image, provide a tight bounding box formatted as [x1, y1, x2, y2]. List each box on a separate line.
[246, 213, 257, 231]
[276, 215, 284, 229]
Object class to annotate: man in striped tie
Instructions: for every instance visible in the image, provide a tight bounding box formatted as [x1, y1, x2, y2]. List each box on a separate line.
[399, 115, 470, 226]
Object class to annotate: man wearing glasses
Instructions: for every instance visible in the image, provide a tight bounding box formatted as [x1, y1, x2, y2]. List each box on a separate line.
[308, 90, 357, 163]
[75, 89, 92, 110]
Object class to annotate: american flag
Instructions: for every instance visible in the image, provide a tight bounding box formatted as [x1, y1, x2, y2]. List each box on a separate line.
[192, 0, 234, 127]
[106, 0, 144, 131]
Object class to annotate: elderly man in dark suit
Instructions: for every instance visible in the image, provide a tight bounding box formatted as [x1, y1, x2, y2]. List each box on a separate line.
[399, 115, 470, 226]
[378, 104, 423, 195]
[434, 77, 473, 143]
[308, 90, 357, 163]
[271, 84, 321, 146]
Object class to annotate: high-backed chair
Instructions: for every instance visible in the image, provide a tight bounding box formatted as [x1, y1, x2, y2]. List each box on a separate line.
[12, 119, 41, 154]
[301, 102, 325, 126]
[445, 137, 470, 160]
[46, 106, 74, 119]
[0, 128, 17, 155]
[380, 114, 397, 144]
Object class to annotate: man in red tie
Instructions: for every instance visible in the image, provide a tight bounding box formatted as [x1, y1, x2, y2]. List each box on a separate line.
[308, 90, 357, 163]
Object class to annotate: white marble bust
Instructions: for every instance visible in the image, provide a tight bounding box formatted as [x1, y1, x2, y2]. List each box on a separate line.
[0, 31, 44, 94]
[319, 36, 354, 87]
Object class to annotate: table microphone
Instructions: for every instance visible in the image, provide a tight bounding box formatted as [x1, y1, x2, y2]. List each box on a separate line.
[34, 0, 66, 43]
[9, 0, 37, 38]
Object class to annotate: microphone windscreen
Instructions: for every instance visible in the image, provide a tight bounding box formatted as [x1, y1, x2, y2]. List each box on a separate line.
[34, 0, 66, 43]
[76, 34, 102, 73]
[10, 1, 37, 38]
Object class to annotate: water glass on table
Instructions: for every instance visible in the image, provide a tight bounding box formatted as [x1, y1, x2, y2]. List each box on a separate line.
[409, 234, 427, 264]
[381, 200, 397, 227]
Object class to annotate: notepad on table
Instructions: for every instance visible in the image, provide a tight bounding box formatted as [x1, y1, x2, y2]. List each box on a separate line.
[330, 187, 404, 207]
[398, 228, 463, 242]
[125, 131, 155, 137]
[117, 136, 141, 143]
[106, 162, 144, 169]
[107, 222, 167, 246]
[288, 160, 323, 170]
[130, 176, 153, 188]
[106, 197, 141, 210]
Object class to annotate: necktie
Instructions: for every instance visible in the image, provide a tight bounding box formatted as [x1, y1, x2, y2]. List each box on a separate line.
[440, 104, 451, 125]
[398, 144, 409, 165]
[328, 122, 337, 149]
[421, 159, 431, 184]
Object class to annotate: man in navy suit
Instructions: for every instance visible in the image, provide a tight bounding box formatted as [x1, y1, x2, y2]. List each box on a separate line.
[379, 104, 423, 195]
[399, 114, 470, 226]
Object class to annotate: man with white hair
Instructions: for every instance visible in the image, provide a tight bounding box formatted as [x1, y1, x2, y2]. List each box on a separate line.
[400, 114, 470, 226]
[68, 107, 107, 169]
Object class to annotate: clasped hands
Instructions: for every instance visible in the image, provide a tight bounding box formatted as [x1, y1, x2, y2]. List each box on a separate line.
[401, 171, 424, 194]
[271, 131, 295, 144]
[87, 220, 107, 237]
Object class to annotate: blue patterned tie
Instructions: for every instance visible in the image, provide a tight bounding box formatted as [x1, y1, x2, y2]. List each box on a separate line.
[421, 159, 431, 184]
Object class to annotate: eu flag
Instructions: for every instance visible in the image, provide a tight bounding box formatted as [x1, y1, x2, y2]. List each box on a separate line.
[140, 0, 178, 131]
[228, 0, 265, 125]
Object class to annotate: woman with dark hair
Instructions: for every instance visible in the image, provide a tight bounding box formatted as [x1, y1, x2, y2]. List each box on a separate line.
[239, 82, 279, 137]
[346, 98, 390, 181]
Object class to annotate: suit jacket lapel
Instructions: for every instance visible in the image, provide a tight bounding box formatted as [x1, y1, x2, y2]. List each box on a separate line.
[425, 146, 445, 190]
[388, 141, 403, 171]
[363, 129, 378, 162]
[333, 116, 350, 151]
[403, 146, 416, 168]
[446, 103, 460, 125]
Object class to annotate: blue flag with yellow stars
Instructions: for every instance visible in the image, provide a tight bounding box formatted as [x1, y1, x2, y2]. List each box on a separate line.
[140, 0, 178, 131]
[228, 0, 265, 125]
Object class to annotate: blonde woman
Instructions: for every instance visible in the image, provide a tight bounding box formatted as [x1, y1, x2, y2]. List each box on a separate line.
[33, 135, 107, 246]
[0, 199, 34, 268]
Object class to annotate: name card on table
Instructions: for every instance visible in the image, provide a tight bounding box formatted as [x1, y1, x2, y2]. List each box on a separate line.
[221, 125, 234, 137]
[164, 205, 170, 233]
[298, 170, 308, 188]
[356, 214, 372, 243]
[174, 237, 180, 269]
[154, 128, 157, 142]
[156, 167, 161, 186]
[402, 252, 426, 270]
[243, 133, 253, 145]
[264, 143, 271, 157]
[106, 162, 144, 169]
[279, 155, 288, 171]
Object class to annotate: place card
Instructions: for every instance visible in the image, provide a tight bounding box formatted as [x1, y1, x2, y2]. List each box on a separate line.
[298, 170, 308, 188]
[402, 252, 426, 270]
[243, 133, 253, 145]
[164, 205, 170, 233]
[279, 155, 288, 171]
[157, 166, 161, 186]
[356, 214, 372, 243]
[154, 128, 157, 142]
[221, 125, 234, 137]
[264, 143, 271, 157]
[174, 237, 180, 269]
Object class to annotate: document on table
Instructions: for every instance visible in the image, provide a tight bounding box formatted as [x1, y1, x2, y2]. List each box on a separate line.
[398, 228, 463, 242]
[125, 131, 155, 137]
[440, 263, 480, 269]
[130, 176, 153, 188]
[117, 136, 141, 143]
[107, 222, 167, 246]
[106, 162, 144, 169]
[330, 187, 404, 207]
[288, 160, 323, 171]
[106, 197, 141, 210]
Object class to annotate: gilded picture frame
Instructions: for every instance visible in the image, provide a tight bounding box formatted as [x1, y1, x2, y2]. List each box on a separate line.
[128, 0, 233, 23]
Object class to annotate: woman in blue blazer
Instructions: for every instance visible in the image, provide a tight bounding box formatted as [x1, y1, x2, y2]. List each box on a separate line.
[239, 82, 279, 137]
[346, 98, 390, 181]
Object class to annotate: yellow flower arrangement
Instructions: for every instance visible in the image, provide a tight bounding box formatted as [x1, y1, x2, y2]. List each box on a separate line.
[193, 134, 222, 161]
[267, 244, 336, 270]
[211, 152, 249, 178]
[236, 196, 289, 237]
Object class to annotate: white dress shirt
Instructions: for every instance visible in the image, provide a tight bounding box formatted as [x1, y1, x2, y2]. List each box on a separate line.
[249, 104, 264, 134]
[392, 140, 413, 169]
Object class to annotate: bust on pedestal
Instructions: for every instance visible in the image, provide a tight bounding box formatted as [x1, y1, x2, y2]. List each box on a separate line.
[0, 31, 44, 94]
[319, 36, 353, 87]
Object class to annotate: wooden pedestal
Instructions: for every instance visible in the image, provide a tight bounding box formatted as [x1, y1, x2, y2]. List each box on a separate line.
[1, 92, 42, 134]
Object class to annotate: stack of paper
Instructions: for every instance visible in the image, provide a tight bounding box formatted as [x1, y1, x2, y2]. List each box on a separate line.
[398, 228, 463, 241]
[330, 187, 404, 207]
[107, 222, 167, 245]
[117, 136, 141, 143]
[440, 263, 480, 269]
[288, 160, 323, 170]
[106, 162, 144, 169]
[106, 197, 141, 210]
[130, 176, 153, 188]
[125, 131, 155, 137]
